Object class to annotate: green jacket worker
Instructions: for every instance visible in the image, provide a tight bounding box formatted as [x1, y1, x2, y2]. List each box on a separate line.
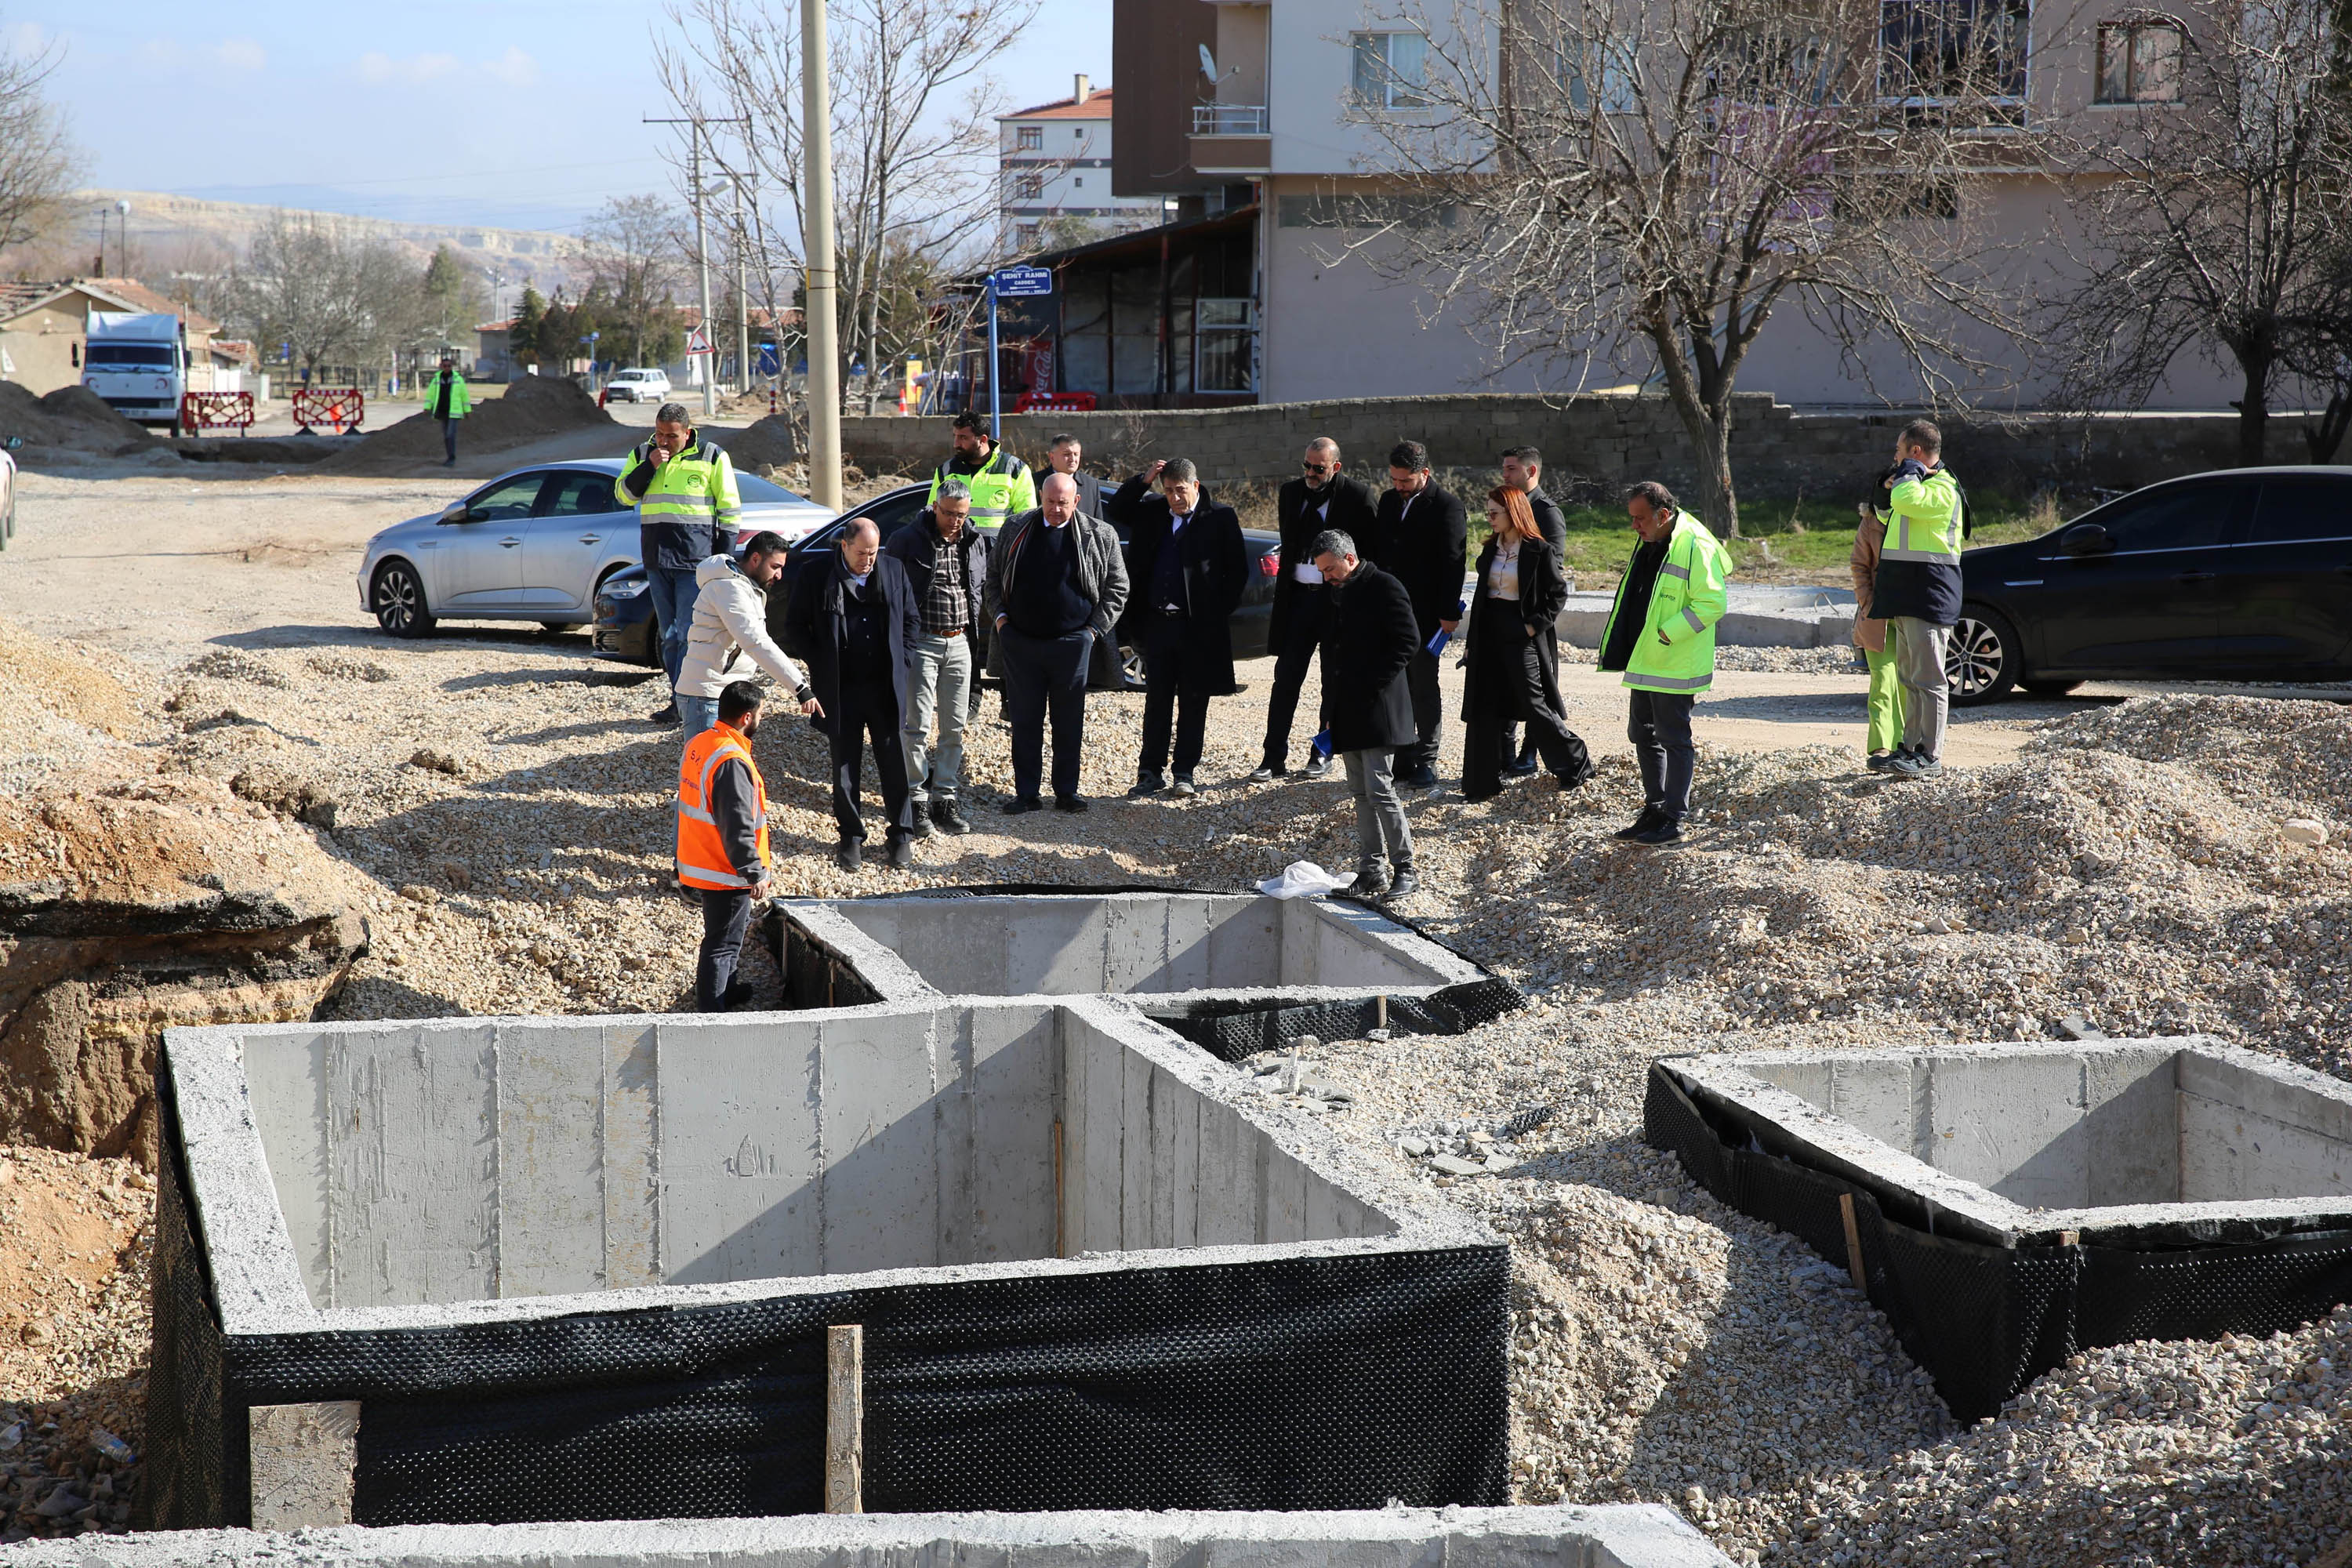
[1599, 480, 1733, 845]
[927, 409, 1036, 529]
[1870, 418, 1966, 780]
[426, 358, 470, 467]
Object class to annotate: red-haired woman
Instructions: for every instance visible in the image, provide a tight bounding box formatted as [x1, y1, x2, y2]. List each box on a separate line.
[1460, 487, 1593, 801]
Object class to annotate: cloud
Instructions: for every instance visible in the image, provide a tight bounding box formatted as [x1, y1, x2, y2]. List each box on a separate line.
[481, 47, 538, 88]
[213, 38, 266, 72]
[358, 51, 462, 85]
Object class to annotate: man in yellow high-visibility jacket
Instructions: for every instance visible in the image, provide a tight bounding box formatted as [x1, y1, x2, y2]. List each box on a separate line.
[426, 355, 470, 467]
[1871, 419, 1967, 780]
[1597, 480, 1733, 845]
[619, 401, 743, 723]
[927, 410, 1036, 530]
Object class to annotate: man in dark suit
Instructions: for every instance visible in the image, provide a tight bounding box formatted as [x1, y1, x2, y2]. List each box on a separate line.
[1112, 456, 1250, 797]
[784, 517, 922, 872]
[1370, 441, 1469, 790]
[1045, 433, 1110, 519]
[1252, 436, 1378, 782]
[1311, 529, 1421, 901]
[1501, 445, 1568, 777]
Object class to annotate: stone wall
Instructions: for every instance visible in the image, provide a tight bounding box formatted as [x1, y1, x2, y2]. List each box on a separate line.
[842, 394, 2324, 503]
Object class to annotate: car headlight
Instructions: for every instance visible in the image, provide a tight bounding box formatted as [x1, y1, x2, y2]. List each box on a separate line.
[603, 579, 649, 601]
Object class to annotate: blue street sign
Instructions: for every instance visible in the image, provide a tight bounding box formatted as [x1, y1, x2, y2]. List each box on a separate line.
[989, 266, 1054, 298]
[755, 343, 781, 377]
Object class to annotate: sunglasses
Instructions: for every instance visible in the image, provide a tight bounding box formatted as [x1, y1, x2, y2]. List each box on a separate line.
[1302, 462, 1334, 474]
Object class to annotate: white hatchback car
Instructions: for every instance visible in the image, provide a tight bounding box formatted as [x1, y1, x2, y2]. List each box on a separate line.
[604, 368, 673, 403]
[358, 458, 833, 637]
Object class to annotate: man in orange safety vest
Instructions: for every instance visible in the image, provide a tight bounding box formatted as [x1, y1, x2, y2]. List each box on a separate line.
[676, 680, 773, 1011]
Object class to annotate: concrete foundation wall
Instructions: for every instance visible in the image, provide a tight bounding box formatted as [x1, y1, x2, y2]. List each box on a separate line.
[2, 1504, 1735, 1568]
[816, 894, 1462, 999]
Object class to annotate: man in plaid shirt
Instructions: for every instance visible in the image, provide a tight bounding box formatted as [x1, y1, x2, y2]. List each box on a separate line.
[883, 479, 991, 837]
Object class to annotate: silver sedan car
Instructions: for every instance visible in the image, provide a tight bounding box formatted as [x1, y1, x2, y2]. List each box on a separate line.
[357, 459, 833, 637]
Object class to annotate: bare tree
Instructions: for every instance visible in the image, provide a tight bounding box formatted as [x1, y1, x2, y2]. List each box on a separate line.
[654, 0, 1041, 415]
[1341, 0, 2031, 534]
[2044, 0, 2352, 466]
[579, 194, 687, 368]
[0, 21, 82, 255]
[230, 213, 427, 379]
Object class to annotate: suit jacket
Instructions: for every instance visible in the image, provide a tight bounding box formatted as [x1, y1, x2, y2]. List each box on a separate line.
[1371, 483, 1471, 638]
[1319, 563, 1421, 753]
[782, 551, 920, 737]
[1269, 473, 1378, 649]
[1462, 535, 1570, 721]
[1114, 474, 1251, 691]
[1526, 488, 1568, 554]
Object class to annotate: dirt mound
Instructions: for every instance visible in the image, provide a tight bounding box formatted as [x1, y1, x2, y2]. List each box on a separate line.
[0, 383, 156, 456]
[724, 413, 800, 474]
[317, 374, 615, 475]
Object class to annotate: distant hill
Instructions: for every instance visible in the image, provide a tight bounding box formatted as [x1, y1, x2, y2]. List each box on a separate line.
[49, 190, 587, 298]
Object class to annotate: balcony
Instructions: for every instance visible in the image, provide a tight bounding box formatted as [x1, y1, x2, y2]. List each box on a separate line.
[1189, 103, 1271, 174]
[1192, 103, 1269, 135]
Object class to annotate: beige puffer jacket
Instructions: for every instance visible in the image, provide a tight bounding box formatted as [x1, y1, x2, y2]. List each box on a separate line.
[677, 554, 808, 700]
[1850, 510, 1889, 654]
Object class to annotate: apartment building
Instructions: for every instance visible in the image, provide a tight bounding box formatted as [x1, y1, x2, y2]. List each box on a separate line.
[1065, 0, 2241, 410]
[998, 78, 1167, 254]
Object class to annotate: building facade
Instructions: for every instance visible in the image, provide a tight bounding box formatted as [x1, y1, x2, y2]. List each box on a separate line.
[998, 78, 1167, 254]
[0, 278, 229, 397]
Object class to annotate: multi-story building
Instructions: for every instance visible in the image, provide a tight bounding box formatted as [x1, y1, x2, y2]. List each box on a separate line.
[1044, 0, 2241, 410]
[998, 78, 1167, 254]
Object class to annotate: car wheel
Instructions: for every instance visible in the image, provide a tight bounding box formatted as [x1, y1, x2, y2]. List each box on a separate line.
[371, 560, 437, 638]
[2019, 677, 2084, 697]
[1946, 606, 2018, 706]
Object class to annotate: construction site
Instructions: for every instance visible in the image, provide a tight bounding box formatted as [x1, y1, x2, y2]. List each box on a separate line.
[0, 362, 2345, 1568]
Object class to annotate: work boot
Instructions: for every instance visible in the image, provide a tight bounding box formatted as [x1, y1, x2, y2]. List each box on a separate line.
[1889, 750, 1944, 780]
[1129, 773, 1167, 797]
[651, 701, 679, 724]
[931, 799, 971, 835]
[909, 806, 937, 840]
[1352, 863, 1391, 898]
[1867, 750, 1899, 774]
[887, 837, 914, 870]
[1385, 867, 1420, 900]
[1402, 764, 1439, 790]
[719, 980, 756, 1011]
[834, 838, 862, 873]
[1614, 808, 1666, 840]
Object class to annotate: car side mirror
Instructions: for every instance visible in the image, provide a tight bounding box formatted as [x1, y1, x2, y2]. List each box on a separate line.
[2059, 523, 2114, 557]
[437, 502, 470, 525]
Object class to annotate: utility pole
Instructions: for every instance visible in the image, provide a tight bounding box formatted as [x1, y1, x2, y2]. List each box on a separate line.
[645, 113, 751, 421]
[731, 175, 751, 411]
[802, 0, 844, 509]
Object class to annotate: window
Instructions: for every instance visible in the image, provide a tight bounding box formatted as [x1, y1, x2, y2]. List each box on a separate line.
[1073, 176, 1084, 187]
[2099, 486, 2235, 552]
[540, 473, 623, 517]
[465, 474, 548, 522]
[1015, 223, 1041, 248]
[1880, 0, 2031, 125]
[1195, 299, 1256, 394]
[1016, 125, 1042, 150]
[2096, 18, 2183, 103]
[1014, 172, 1044, 199]
[1351, 31, 1430, 108]
[2250, 479, 2352, 543]
[1556, 38, 1639, 113]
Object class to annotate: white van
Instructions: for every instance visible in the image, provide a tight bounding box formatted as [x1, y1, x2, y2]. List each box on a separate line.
[604, 368, 673, 404]
[84, 310, 189, 429]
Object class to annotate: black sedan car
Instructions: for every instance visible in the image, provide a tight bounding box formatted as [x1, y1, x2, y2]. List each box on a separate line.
[594, 482, 1283, 688]
[1949, 466, 2352, 704]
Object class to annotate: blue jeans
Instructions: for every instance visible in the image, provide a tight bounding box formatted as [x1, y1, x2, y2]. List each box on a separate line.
[678, 694, 720, 750]
[645, 565, 702, 692]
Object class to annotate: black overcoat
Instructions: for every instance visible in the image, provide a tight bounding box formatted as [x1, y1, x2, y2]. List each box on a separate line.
[1461, 534, 1570, 722]
[1370, 484, 1472, 639]
[782, 550, 920, 738]
[1113, 476, 1251, 693]
[1269, 473, 1378, 648]
[1319, 563, 1421, 753]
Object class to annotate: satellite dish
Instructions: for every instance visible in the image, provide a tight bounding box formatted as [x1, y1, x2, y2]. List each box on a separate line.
[1199, 44, 1217, 78]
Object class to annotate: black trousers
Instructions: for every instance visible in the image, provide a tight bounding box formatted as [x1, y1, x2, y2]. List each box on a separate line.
[1259, 587, 1326, 770]
[1401, 645, 1443, 774]
[1000, 622, 1093, 803]
[1627, 687, 1698, 822]
[695, 887, 752, 1012]
[829, 674, 913, 843]
[1139, 612, 1214, 779]
[1464, 633, 1591, 800]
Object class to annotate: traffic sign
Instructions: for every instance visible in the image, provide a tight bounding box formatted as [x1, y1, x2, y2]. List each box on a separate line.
[989, 266, 1054, 298]
[684, 325, 714, 355]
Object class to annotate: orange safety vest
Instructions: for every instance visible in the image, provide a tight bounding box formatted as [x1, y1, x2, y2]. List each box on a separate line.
[675, 722, 771, 890]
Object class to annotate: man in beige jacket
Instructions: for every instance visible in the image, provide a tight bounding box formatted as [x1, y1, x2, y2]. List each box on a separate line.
[1852, 495, 1906, 770]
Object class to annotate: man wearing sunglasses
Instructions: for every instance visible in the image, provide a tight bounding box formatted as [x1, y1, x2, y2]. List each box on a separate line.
[1251, 437, 1378, 782]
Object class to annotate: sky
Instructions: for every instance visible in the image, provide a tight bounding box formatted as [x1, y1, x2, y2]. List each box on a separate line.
[6, 0, 1111, 234]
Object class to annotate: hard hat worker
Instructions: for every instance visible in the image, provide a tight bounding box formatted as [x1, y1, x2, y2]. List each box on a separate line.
[927, 409, 1037, 530]
[426, 353, 470, 467]
[619, 401, 744, 724]
[676, 680, 774, 1012]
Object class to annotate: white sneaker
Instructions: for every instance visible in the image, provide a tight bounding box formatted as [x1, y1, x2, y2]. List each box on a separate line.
[1302, 753, 1332, 778]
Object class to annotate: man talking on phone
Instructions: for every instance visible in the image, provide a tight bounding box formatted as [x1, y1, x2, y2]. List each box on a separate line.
[618, 401, 742, 724]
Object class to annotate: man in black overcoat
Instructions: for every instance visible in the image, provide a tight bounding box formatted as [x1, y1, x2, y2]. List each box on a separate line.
[1369, 440, 1469, 789]
[1254, 435, 1378, 782]
[1111, 456, 1250, 797]
[784, 517, 923, 871]
[1311, 528, 1421, 900]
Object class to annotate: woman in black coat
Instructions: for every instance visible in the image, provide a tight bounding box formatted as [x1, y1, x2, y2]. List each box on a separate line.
[1460, 487, 1594, 802]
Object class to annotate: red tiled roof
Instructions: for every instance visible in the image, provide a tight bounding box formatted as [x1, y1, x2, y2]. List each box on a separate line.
[1002, 88, 1114, 120]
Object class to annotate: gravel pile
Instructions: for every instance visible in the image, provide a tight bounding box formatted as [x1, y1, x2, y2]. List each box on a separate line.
[5, 608, 2350, 1560]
